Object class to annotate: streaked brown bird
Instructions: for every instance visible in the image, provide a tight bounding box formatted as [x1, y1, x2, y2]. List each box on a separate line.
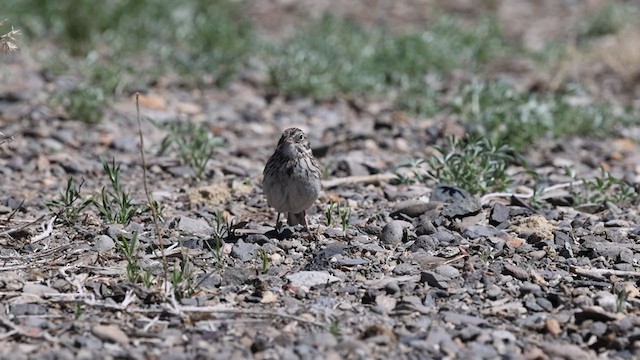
[263, 127, 321, 230]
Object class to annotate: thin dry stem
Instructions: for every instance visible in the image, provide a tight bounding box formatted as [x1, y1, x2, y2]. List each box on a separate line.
[136, 93, 168, 287]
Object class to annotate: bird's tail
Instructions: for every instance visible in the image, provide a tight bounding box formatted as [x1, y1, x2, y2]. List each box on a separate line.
[287, 212, 305, 226]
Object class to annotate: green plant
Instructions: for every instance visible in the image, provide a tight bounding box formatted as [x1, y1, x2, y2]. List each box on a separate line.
[171, 254, 198, 301]
[56, 85, 107, 124]
[258, 249, 269, 274]
[74, 303, 83, 320]
[428, 136, 515, 195]
[157, 121, 223, 181]
[567, 167, 638, 207]
[93, 158, 141, 224]
[615, 288, 628, 313]
[338, 202, 352, 234]
[325, 201, 336, 227]
[206, 210, 236, 265]
[392, 158, 430, 185]
[142, 269, 154, 288]
[45, 178, 93, 225]
[578, 2, 631, 40]
[269, 14, 509, 98]
[478, 246, 496, 262]
[330, 320, 341, 338]
[325, 201, 352, 234]
[116, 233, 141, 283]
[450, 80, 638, 150]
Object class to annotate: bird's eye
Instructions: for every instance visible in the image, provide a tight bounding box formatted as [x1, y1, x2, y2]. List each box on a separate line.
[297, 134, 305, 141]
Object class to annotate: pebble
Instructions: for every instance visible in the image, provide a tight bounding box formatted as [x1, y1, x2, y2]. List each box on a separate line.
[489, 203, 510, 227]
[503, 263, 530, 281]
[286, 271, 340, 288]
[231, 240, 258, 262]
[93, 235, 115, 251]
[378, 220, 408, 246]
[176, 216, 213, 236]
[91, 324, 129, 346]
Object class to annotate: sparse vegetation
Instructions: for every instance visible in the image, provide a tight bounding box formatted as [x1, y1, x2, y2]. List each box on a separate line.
[566, 167, 638, 207]
[116, 233, 141, 283]
[450, 81, 638, 150]
[45, 178, 93, 225]
[269, 15, 509, 98]
[427, 136, 515, 195]
[93, 158, 142, 224]
[156, 121, 224, 181]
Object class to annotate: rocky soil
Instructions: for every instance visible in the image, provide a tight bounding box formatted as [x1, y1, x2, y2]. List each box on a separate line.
[1, 0, 640, 359]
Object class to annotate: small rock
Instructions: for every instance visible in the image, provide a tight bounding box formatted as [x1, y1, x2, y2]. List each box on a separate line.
[486, 284, 502, 299]
[245, 234, 269, 245]
[385, 281, 400, 295]
[545, 317, 562, 335]
[231, 240, 258, 262]
[441, 197, 481, 219]
[110, 135, 138, 152]
[441, 311, 487, 326]
[91, 324, 129, 346]
[11, 304, 47, 316]
[286, 271, 340, 288]
[409, 235, 438, 252]
[375, 294, 397, 313]
[393, 263, 420, 276]
[22, 283, 59, 296]
[420, 271, 449, 289]
[489, 203, 510, 227]
[415, 216, 437, 236]
[176, 216, 213, 236]
[378, 220, 408, 247]
[432, 230, 457, 244]
[222, 267, 251, 285]
[434, 265, 460, 280]
[93, 235, 115, 252]
[503, 263, 530, 281]
[393, 200, 436, 218]
[463, 225, 500, 239]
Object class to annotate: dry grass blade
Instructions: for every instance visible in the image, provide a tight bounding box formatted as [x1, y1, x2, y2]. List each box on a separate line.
[0, 21, 19, 53]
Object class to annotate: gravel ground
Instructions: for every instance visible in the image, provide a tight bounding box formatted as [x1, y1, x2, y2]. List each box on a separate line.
[1, 1, 640, 359]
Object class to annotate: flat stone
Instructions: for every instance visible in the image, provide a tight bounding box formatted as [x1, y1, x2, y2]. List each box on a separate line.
[441, 197, 481, 219]
[286, 271, 340, 288]
[222, 267, 251, 285]
[91, 324, 129, 346]
[11, 303, 47, 316]
[231, 240, 258, 262]
[489, 203, 510, 226]
[420, 271, 449, 289]
[22, 283, 59, 296]
[176, 216, 213, 236]
[393, 200, 436, 218]
[441, 311, 487, 326]
[434, 265, 460, 280]
[463, 225, 500, 239]
[503, 263, 530, 281]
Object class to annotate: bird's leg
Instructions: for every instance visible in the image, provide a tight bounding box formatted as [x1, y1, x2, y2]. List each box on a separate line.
[302, 209, 309, 232]
[275, 213, 282, 232]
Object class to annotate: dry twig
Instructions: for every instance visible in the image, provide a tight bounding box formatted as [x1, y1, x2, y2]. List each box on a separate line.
[322, 173, 396, 189]
[571, 266, 640, 281]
